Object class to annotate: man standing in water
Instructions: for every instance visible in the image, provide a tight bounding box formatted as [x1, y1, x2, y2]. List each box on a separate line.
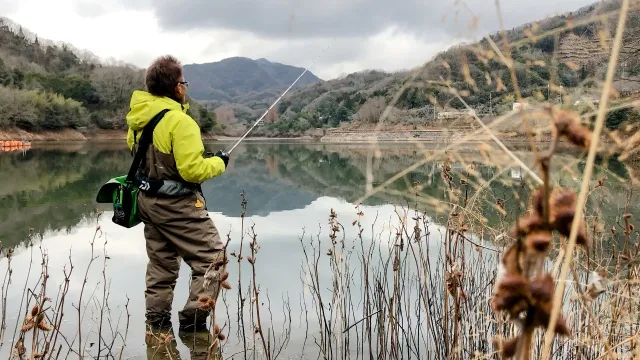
[125, 55, 229, 333]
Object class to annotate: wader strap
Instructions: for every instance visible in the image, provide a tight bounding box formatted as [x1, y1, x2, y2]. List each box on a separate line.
[132, 130, 137, 156]
[126, 109, 171, 184]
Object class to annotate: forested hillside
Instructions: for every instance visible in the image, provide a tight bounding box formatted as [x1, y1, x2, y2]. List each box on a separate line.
[234, 0, 640, 136]
[0, 17, 219, 135]
[2, 0, 640, 139]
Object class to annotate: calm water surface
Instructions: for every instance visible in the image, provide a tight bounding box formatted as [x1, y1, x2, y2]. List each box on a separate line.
[0, 140, 638, 359]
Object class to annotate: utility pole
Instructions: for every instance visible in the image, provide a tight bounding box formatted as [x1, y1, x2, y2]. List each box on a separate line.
[547, 83, 550, 100]
[489, 91, 492, 116]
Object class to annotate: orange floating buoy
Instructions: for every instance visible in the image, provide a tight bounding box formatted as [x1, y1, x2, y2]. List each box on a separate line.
[0, 140, 31, 151]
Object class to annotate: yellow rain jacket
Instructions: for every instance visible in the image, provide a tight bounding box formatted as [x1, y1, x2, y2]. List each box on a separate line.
[125, 90, 225, 184]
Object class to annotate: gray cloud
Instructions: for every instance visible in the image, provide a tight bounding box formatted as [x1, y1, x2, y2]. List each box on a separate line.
[192, 28, 455, 79]
[73, 1, 107, 18]
[124, 0, 595, 41]
[0, 3, 19, 15]
[48, 0, 598, 79]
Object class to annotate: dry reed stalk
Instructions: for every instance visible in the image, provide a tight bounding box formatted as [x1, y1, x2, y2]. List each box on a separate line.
[540, 1, 631, 359]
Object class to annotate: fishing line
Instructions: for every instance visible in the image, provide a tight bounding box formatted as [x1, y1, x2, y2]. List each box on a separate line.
[224, 38, 336, 154]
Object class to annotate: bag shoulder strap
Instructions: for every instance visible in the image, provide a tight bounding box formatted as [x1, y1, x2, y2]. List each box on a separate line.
[126, 109, 171, 183]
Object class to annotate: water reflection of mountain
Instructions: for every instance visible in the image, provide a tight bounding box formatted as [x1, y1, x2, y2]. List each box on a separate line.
[1, 141, 636, 249]
[201, 170, 318, 217]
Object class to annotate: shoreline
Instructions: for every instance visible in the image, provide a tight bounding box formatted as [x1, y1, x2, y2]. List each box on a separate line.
[0, 127, 615, 145]
[0, 128, 318, 142]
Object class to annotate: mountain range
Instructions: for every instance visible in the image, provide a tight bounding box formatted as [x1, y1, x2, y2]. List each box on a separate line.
[182, 57, 322, 102]
[1, 0, 640, 141]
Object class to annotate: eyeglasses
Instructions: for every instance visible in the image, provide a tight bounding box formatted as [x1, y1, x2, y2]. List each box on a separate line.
[178, 81, 189, 87]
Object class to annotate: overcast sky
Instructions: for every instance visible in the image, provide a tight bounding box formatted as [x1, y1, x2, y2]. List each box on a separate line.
[3, 0, 596, 79]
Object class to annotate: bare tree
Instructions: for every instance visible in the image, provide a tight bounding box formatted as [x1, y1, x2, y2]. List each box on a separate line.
[90, 66, 144, 107]
[215, 105, 237, 124]
[355, 96, 387, 123]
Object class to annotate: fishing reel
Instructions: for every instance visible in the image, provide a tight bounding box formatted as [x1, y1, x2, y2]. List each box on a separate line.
[204, 150, 229, 167]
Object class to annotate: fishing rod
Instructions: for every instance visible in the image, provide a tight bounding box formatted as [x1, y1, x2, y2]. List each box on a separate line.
[224, 67, 310, 154]
[224, 41, 334, 154]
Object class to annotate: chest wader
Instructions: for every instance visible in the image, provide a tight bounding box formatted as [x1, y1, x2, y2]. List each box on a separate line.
[98, 110, 226, 337]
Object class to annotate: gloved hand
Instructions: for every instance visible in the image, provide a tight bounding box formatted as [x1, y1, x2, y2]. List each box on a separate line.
[214, 150, 229, 167]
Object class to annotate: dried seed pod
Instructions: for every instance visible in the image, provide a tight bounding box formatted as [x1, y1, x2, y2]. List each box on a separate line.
[221, 281, 232, 290]
[492, 274, 530, 316]
[198, 296, 214, 310]
[525, 230, 552, 254]
[566, 122, 591, 149]
[14, 338, 26, 357]
[550, 188, 577, 210]
[552, 207, 589, 248]
[528, 274, 554, 303]
[526, 275, 571, 336]
[37, 319, 52, 331]
[510, 214, 544, 239]
[445, 266, 463, 297]
[553, 109, 592, 149]
[532, 310, 571, 336]
[213, 323, 226, 340]
[492, 336, 519, 359]
[21, 319, 35, 332]
[212, 258, 227, 269]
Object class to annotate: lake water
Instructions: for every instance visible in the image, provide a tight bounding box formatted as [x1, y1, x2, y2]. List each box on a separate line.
[0, 140, 638, 359]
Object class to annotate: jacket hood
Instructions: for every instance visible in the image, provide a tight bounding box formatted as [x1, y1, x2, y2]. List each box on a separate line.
[126, 90, 190, 131]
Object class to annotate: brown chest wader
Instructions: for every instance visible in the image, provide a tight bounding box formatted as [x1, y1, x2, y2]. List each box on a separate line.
[124, 110, 226, 336]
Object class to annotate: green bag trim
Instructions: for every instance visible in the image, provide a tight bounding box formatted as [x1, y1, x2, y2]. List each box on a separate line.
[96, 175, 127, 203]
[96, 175, 141, 228]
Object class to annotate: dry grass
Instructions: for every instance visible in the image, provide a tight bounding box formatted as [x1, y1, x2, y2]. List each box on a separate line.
[2, 0, 640, 359]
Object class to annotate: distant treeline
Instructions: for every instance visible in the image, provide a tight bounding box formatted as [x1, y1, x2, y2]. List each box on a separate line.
[0, 19, 219, 133]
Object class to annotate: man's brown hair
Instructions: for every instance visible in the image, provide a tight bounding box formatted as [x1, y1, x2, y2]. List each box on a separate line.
[145, 55, 183, 99]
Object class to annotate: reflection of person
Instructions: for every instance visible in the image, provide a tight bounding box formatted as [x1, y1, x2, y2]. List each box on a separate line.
[146, 327, 219, 360]
[125, 55, 229, 332]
